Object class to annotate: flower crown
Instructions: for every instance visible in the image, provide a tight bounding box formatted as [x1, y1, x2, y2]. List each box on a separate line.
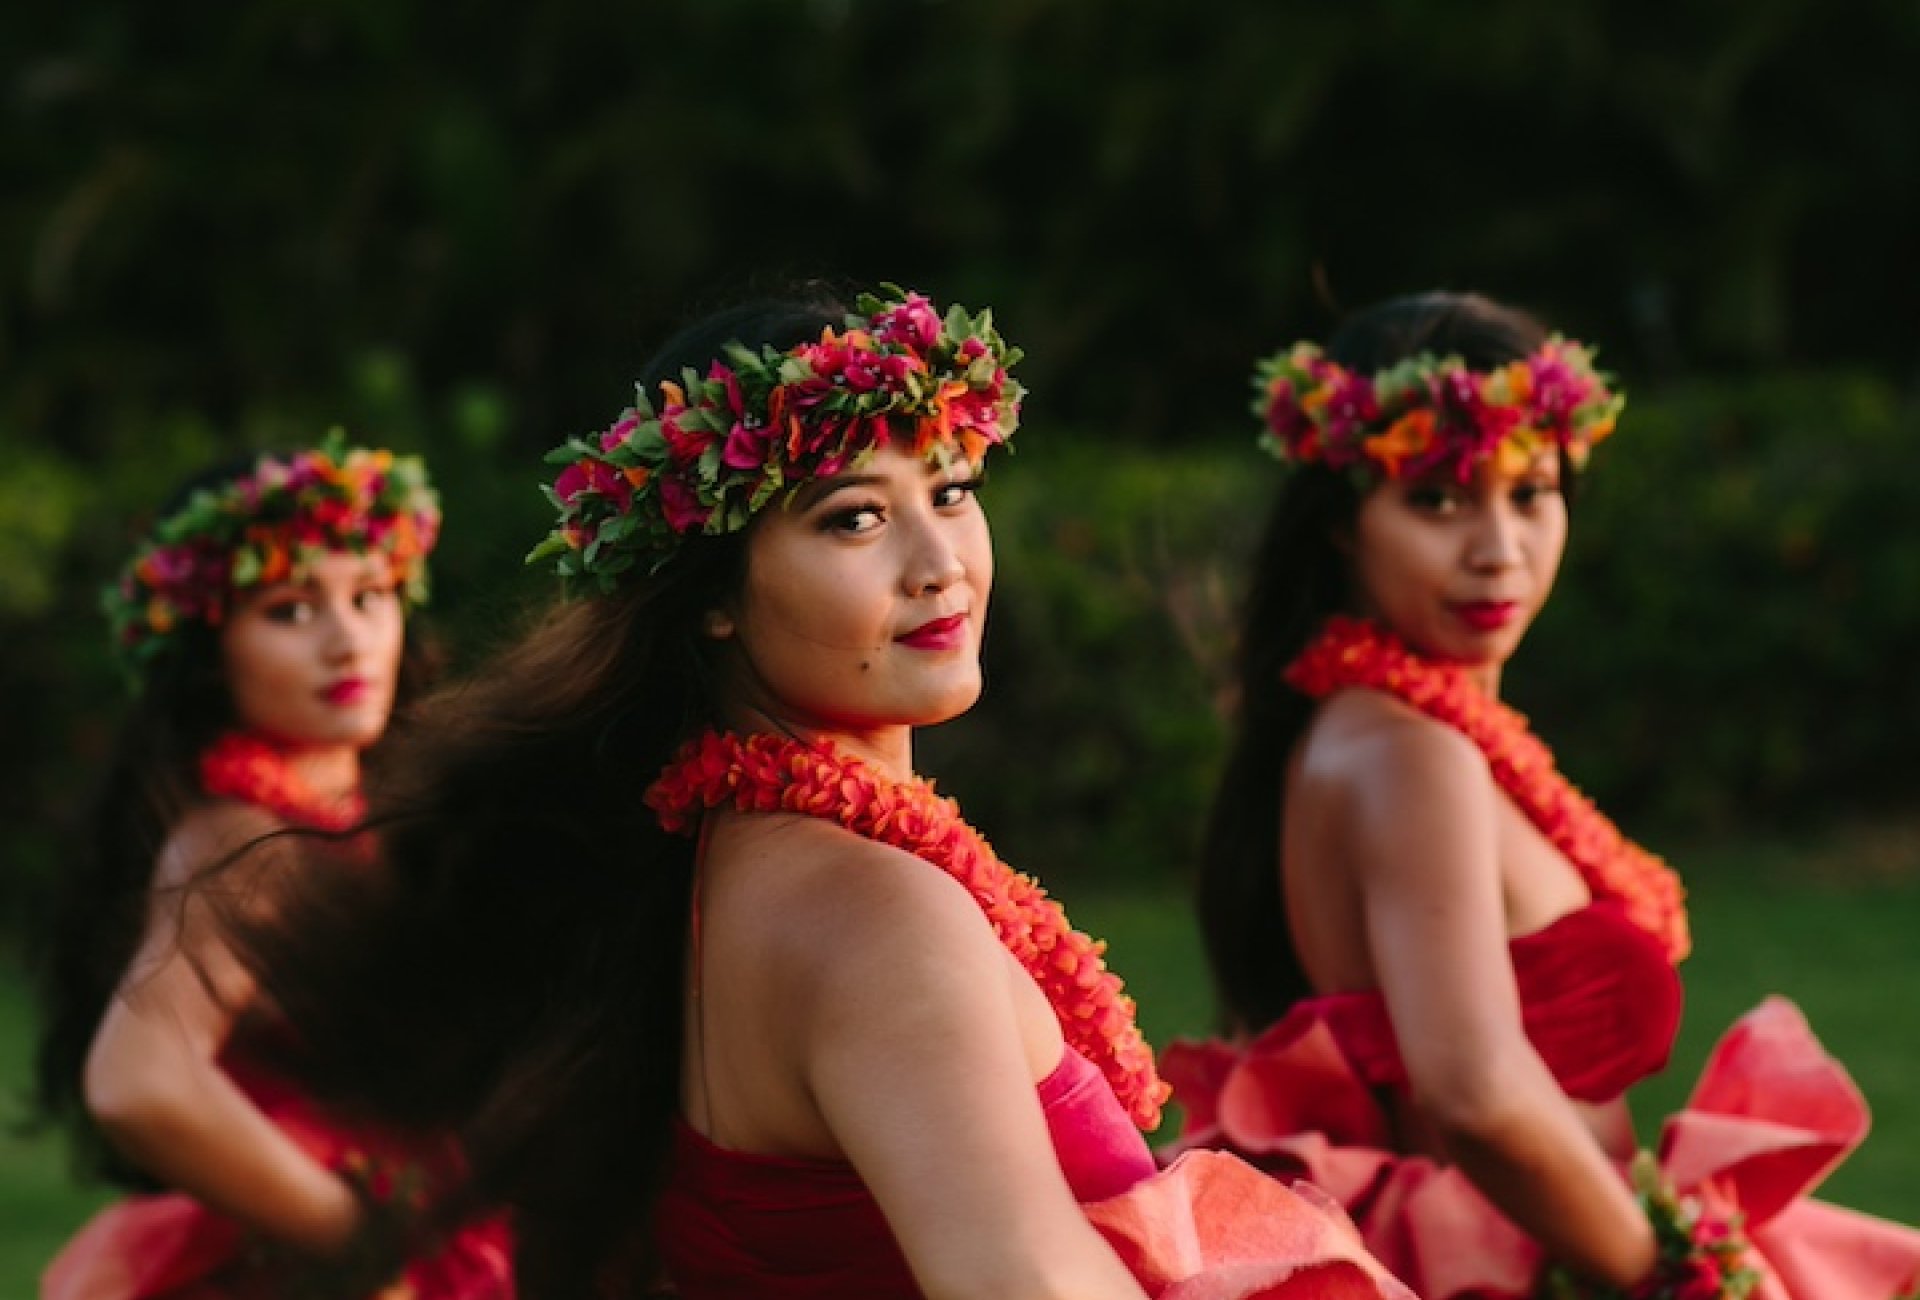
[1253, 336, 1624, 481]
[105, 433, 441, 677]
[528, 285, 1024, 586]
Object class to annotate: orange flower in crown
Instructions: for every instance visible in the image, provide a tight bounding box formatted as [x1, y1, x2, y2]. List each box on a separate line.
[528, 285, 1025, 587]
[104, 432, 441, 680]
[1253, 337, 1624, 482]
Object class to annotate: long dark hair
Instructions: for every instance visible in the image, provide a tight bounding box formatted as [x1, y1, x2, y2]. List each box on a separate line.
[31, 456, 439, 1188]
[1195, 291, 1559, 1035]
[219, 296, 844, 1298]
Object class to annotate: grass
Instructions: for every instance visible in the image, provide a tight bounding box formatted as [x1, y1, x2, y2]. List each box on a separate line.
[3, 835, 1914, 1295]
[0, 960, 108, 1293]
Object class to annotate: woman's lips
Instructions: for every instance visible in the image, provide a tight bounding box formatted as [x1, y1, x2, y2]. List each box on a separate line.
[321, 678, 370, 705]
[895, 613, 970, 652]
[1451, 601, 1520, 632]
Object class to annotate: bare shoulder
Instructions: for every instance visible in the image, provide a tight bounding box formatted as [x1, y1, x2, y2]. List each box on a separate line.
[152, 800, 286, 893]
[711, 813, 1003, 993]
[1300, 687, 1492, 815]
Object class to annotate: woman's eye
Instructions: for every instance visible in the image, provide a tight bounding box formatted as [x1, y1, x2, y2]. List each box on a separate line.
[933, 478, 981, 509]
[1512, 479, 1561, 510]
[354, 586, 398, 611]
[1405, 485, 1459, 514]
[823, 504, 885, 535]
[262, 600, 315, 625]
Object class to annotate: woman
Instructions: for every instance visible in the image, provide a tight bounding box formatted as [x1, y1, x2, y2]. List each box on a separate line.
[1169, 291, 1920, 1300]
[210, 288, 1411, 1300]
[36, 438, 513, 1298]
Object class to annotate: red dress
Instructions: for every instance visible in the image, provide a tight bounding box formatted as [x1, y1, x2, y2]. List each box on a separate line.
[41, 1047, 514, 1300]
[657, 1047, 1414, 1300]
[1163, 903, 1920, 1300]
[43, 735, 514, 1300]
[648, 729, 1417, 1300]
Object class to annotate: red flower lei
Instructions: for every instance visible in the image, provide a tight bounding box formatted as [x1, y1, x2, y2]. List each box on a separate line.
[646, 730, 1171, 1130]
[1285, 616, 1690, 962]
[199, 732, 366, 832]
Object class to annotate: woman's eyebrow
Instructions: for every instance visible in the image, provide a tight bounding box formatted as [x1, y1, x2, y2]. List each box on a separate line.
[792, 473, 887, 511]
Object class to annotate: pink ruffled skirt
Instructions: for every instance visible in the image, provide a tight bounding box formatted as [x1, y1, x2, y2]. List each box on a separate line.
[1164, 999, 1920, 1300]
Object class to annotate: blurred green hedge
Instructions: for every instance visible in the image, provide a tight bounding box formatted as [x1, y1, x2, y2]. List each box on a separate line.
[4, 371, 1916, 931]
[924, 370, 1920, 886]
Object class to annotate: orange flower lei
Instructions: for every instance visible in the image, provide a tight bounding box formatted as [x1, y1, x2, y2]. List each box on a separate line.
[1285, 617, 1690, 962]
[199, 732, 366, 832]
[646, 730, 1171, 1130]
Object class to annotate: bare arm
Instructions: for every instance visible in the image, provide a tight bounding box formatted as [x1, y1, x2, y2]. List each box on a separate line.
[1326, 711, 1655, 1286]
[787, 841, 1149, 1300]
[83, 806, 361, 1255]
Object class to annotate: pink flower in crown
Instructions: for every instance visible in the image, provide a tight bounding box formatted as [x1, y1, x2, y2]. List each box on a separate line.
[554, 458, 634, 511]
[1264, 377, 1308, 440]
[660, 410, 713, 466]
[308, 496, 357, 536]
[957, 336, 988, 364]
[600, 409, 643, 453]
[362, 514, 395, 547]
[709, 363, 774, 471]
[137, 542, 206, 589]
[945, 385, 1009, 451]
[770, 363, 838, 434]
[1527, 346, 1590, 430]
[802, 329, 925, 397]
[872, 292, 944, 353]
[413, 509, 442, 554]
[721, 423, 772, 471]
[283, 458, 326, 494]
[650, 380, 716, 467]
[657, 474, 711, 534]
[1317, 369, 1380, 445]
[556, 464, 591, 503]
[1431, 369, 1521, 474]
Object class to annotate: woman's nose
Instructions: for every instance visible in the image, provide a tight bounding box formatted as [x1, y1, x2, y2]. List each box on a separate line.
[1466, 502, 1523, 570]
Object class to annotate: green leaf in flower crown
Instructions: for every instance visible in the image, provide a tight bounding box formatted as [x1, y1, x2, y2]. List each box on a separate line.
[632, 423, 669, 460]
[525, 532, 571, 565]
[748, 465, 784, 512]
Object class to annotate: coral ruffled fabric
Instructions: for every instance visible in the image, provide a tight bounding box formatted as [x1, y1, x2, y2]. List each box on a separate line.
[1084, 1150, 1417, 1300]
[1167, 989, 1920, 1300]
[41, 1054, 513, 1300]
[1661, 999, 1920, 1300]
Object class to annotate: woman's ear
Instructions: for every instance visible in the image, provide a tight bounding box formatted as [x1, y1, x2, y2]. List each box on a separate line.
[703, 608, 736, 640]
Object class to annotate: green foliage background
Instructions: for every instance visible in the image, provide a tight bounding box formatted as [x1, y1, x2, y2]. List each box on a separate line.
[5, 0, 1920, 915]
[3, 2, 1920, 1282]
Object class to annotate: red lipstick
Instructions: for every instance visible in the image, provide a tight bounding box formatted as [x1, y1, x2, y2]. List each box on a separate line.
[1452, 601, 1520, 632]
[896, 613, 969, 652]
[322, 677, 369, 706]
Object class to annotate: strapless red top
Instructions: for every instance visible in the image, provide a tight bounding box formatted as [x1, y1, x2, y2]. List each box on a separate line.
[1294, 899, 1682, 1102]
[655, 1046, 1156, 1299]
